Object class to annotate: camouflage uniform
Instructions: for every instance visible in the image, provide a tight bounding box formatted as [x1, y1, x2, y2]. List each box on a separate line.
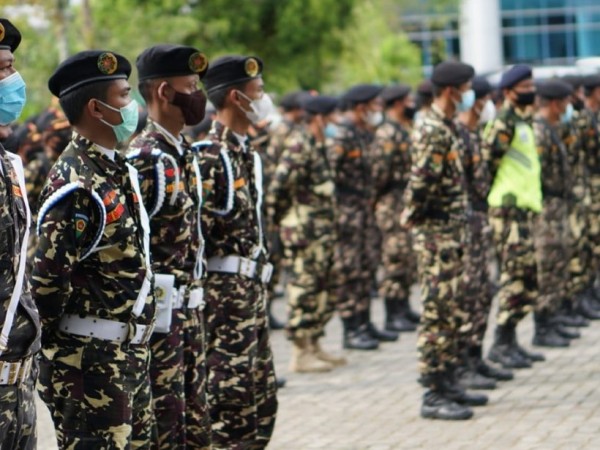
[31, 134, 156, 449]
[400, 104, 469, 377]
[0, 144, 41, 450]
[483, 105, 538, 328]
[200, 121, 277, 448]
[456, 121, 493, 351]
[372, 119, 416, 308]
[532, 117, 572, 315]
[265, 127, 336, 340]
[128, 120, 211, 449]
[328, 119, 375, 322]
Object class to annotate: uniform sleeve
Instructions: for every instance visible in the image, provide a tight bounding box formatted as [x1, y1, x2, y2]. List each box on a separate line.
[371, 125, 394, 196]
[128, 152, 156, 215]
[30, 190, 98, 333]
[482, 115, 514, 178]
[199, 149, 227, 238]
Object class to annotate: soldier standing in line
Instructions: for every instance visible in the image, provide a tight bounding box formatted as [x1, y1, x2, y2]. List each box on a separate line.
[530, 80, 578, 348]
[372, 84, 420, 333]
[0, 18, 41, 450]
[329, 84, 398, 351]
[31, 50, 156, 448]
[401, 61, 488, 420]
[455, 76, 514, 389]
[200, 55, 278, 448]
[126, 44, 212, 449]
[266, 95, 346, 373]
[483, 65, 545, 369]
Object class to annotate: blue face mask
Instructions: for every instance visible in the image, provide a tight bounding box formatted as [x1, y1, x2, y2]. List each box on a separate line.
[561, 103, 573, 124]
[0, 72, 27, 125]
[97, 99, 139, 144]
[325, 123, 338, 139]
[457, 89, 475, 113]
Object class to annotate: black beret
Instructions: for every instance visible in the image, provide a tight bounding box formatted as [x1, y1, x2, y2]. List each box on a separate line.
[0, 19, 21, 52]
[561, 74, 583, 89]
[472, 76, 493, 99]
[582, 74, 600, 90]
[341, 84, 383, 105]
[417, 79, 432, 96]
[279, 90, 308, 111]
[499, 64, 532, 90]
[302, 95, 338, 115]
[381, 84, 411, 106]
[203, 55, 263, 94]
[49, 50, 132, 98]
[431, 61, 475, 87]
[136, 44, 209, 81]
[536, 79, 573, 100]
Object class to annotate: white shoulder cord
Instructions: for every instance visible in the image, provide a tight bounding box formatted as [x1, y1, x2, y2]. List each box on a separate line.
[212, 145, 234, 216]
[190, 153, 204, 280]
[0, 153, 31, 356]
[252, 151, 265, 259]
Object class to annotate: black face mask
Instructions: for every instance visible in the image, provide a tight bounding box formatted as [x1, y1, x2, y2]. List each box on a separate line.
[171, 89, 207, 126]
[515, 91, 535, 106]
[572, 97, 585, 111]
[404, 106, 417, 121]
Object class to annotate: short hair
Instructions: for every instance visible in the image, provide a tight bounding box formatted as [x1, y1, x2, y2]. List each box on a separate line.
[431, 83, 448, 98]
[207, 81, 249, 110]
[59, 80, 112, 125]
[138, 79, 155, 104]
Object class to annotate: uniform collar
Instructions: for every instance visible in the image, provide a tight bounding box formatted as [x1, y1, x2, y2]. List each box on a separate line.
[152, 120, 184, 156]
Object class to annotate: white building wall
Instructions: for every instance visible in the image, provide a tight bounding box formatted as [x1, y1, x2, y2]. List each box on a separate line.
[459, 0, 504, 73]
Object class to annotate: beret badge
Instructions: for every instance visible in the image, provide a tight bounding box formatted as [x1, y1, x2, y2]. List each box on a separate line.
[189, 52, 208, 74]
[245, 58, 259, 77]
[0, 23, 5, 43]
[97, 52, 118, 75]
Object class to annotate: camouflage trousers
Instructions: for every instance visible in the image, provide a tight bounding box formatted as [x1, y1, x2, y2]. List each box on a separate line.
[375, 193, 416, 302]
[461, 210, 494, 350]
[282, 233, 336, 341]
[568, 201, 594, 297]
[38, 334, 155, 449]
[266, 228, 285, 300]
[489, 207, 538, 327]
[149, 307, 211, 449]
[0, 360, 38, 450]
[333, 200, 373, 319]
[533, 197, 571, 314]
[413, 225, 468, 376]
[203, 272, 278, 449]
[586, 175, 600, 273]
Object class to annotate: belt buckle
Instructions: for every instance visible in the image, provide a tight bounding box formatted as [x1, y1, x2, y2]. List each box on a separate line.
[18, 357, 31, 385]
[8, 361, 21, 385]
[239, 257, 254, 278]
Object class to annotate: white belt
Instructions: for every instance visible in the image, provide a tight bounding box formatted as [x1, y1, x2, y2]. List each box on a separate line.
[172, 286, 205, 310]
[207, 255, 273, 284]
[59, 315, 153, 345]
[0, 355, 33, 386]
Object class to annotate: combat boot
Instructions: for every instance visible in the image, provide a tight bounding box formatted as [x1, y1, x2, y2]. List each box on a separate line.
[399, 297, 421, 324]
[576, 294, 600, 320]
[311, 337, 347, 367]
[420, 373, 473, 420]
[553, 322, 580, 340]
[442, 369, 488, 406]
[455, 350, 496, 390]
[558, 299, 590, 327]
[384, 298, 417, 332]
[342, 317, 379, 351]
[488, 324, 532, 369]
[509, 324, 546, 362]
[363, 309, 399, 342]
[532, 312, 570, 348]
[289, 337, 334, 373]
[469, 345, 513, 381]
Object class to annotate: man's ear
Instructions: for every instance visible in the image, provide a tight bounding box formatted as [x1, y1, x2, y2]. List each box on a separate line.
[87, 98, 103, 120]
[157, 81, 170, 103]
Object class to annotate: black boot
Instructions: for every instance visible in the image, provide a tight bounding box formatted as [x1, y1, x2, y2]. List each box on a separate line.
[342, 316, 379, 350]
[455, 363, 497, 390]
[488, 324, 532, 369]
[576, 294, 600, 320]
[364, 308, 399, 342]
[470, 345, 513, 381]
[399, 297, 421, 324]
[442, 368, 489, 406]
[532, 311, 570, 348]
[268, 301, 285, 330]
[558, 299, 590, 327]
[384, 298, 417, 332]
[509, 323, 546, 362]
[420, 373, 473, 420]
[276, 376, 287, 388]
[553, 322, 581, 340]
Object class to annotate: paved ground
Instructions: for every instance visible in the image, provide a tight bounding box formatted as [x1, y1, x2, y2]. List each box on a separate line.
[36, 293, 600, 449]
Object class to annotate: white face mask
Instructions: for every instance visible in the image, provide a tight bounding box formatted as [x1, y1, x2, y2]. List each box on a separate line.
[236, 91, 274, 124]
[366, 110, 383, 127]
[479, 99, 496, 125]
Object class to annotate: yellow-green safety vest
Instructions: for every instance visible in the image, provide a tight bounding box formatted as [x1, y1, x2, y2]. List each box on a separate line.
[487, 121, 542, 213]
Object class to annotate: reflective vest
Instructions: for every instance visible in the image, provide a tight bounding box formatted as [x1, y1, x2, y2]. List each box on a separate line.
[487, 121, 542, 213]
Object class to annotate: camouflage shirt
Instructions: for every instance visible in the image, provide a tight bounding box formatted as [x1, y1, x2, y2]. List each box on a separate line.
[0, 145, 41, 360]
[127, 120, 203, 288]
[265, 127, 335, 246]
[574, 107, 600, 176]
[24, 153, 53, 217]
[533, 117, 572, 199]
[31, 134, 154, 336]
[456, 121, 491, 211]
[327, 118, 374, 203]
[401, 104, 468, 227]
[200, 120, 267, 261]
[562, 113, 588, 202]
[371, 118, 412, 202]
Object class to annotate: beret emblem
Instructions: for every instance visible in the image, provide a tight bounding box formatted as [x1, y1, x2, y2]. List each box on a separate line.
[189, 52, 208, 73]
[0, 23, 5, 43]
[245, 58, 259, 77]
[97, 52, 118, 75]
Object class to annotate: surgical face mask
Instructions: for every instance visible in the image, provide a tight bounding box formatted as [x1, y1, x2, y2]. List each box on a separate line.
[479, 99, 496, 125]
[0, 72, 27, 126]
[366, 110, 383, 127]
[97, 99, 139, 144]
[170, 88, 207, 126]
[561, 103, 574, 124]
[456, 89, 475, 113]
[325, 122, 338, 139]
[236, 90, 274, 124]
[515, 90, 536, 106]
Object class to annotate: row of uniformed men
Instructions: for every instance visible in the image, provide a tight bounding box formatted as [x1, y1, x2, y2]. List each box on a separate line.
[0, 17, 282, 450]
